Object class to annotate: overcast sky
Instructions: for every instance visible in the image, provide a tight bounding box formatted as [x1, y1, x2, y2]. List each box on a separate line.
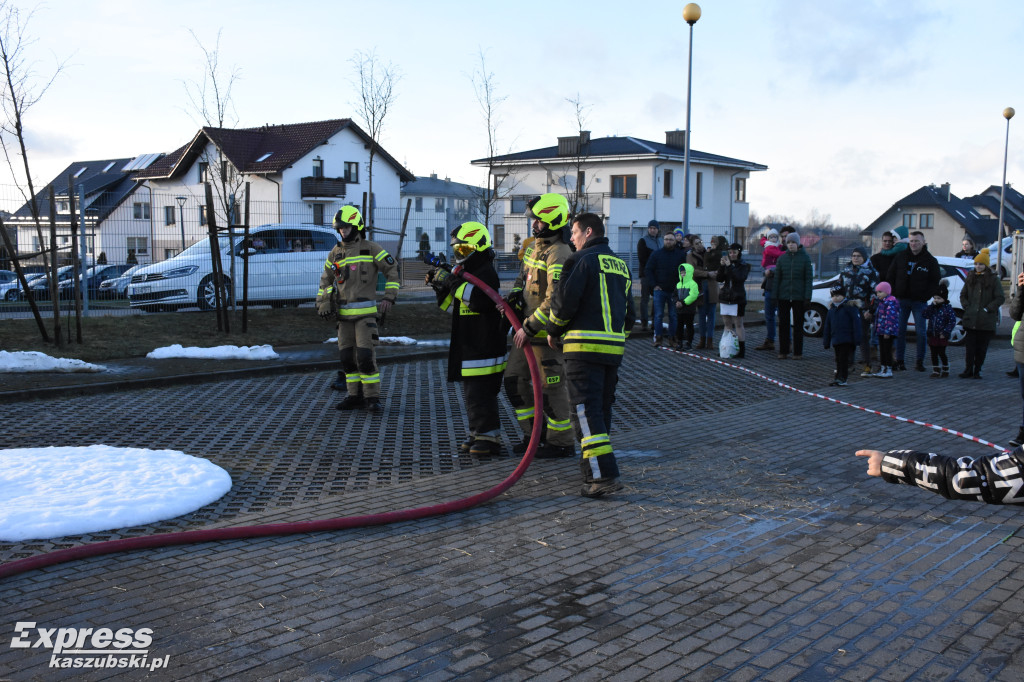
[3, 0, 1021, 227]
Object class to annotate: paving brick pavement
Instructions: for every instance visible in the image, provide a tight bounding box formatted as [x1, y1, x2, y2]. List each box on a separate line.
[3, 335, 1024, 680]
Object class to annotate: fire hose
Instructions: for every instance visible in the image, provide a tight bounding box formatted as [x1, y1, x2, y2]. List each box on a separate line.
[0, 267, 544, 581]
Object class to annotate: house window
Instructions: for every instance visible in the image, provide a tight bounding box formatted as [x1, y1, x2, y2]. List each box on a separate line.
[57, 201, 69, 213]
[221, 161, 230, 183]
[312, 159, 324, 178]
[126, 237, 148, 256]
[919, 213, 934, 228]
[695, 172, 703, 208]
[511, 197, 527, 214]
[133, 202, 151, 220]
[902, 213, 916, 228]
[435, 227, 445, 242]
[663, 169, 673, 198]
[198, 162, 209, 184]
[611, 175, 637, 198]
[435, 198, 445, 213]
[344, 162, 359, 183]
[199, 205, 207, 226]
[415, 197, 423, 213]
[735, 177, 747, 203]
[165, 206, 176, 225]
[312, 203, 324, 225]
[577, 171, 585, 192]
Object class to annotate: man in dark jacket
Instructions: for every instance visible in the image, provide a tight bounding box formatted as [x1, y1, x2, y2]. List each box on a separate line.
[772, 232, 814, 359]
[427, 222, 508, 457]
[644, 232, 685, 346]
[636, 220, 661, 331]
[547, 212, 635, 498]
[886, 230, 941, 371]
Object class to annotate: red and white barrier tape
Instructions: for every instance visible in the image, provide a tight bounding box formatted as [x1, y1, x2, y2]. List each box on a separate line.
[657, 345, 1007, 453]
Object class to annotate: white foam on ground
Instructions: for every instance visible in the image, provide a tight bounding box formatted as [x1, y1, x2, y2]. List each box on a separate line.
[147, 344, 279, 360]
[0, 445, 233, 541]
[0, 350, 105, 373]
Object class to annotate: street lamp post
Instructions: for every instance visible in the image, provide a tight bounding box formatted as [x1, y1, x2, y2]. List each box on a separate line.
[997, 107, 1015, 287]
[175, 196, 187, 253]
[682, 3, 701, 235]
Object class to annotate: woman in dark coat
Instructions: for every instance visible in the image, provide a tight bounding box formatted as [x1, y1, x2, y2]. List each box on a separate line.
[959, 249, 1004, 378]
[772, 232, 814, 359]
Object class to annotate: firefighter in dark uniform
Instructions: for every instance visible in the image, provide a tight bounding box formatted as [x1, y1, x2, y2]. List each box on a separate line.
[426, 221, 508, 456]
[504, 193, 576, 459]
[547, 212, 636, 497]
[317, 206, 400, 412]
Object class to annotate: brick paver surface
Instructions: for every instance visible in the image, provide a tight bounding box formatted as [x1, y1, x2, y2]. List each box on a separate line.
[3, 335, 1024, 680]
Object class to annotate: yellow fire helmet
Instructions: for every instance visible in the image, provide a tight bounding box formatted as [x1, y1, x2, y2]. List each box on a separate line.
[333, 206, 364, 231]
[526, 193, 569, 231]
[450, 221, 492, 262]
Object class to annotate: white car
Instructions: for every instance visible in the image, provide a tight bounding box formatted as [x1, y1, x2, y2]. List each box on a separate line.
[804, 256, 971, 344]
[985, 236, 1012, 278]
[127, 224, 340, 311]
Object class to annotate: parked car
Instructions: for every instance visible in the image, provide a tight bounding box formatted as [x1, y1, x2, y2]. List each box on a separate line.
[127, 224, 341, 311]
[18, 266, 76, 301]
[804, 256, 970, 344]
[0, 269, 16, 285]
[57, 264, 134, 299]
[984, 236, 1013, 278]
[0, 272, 43, 301]
[96, 264, 143, 299]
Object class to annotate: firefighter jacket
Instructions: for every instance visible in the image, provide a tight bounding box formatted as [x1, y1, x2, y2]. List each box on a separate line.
[511, 232, 572, 342]
[546, 236, 636, 366]
[435, 252, 507, 382]
[316, 235, 400, 320]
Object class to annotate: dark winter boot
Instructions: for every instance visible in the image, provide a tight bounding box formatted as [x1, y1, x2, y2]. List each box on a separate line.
[930, 364, 941, 378]
[754, 339, 774, 351]
[1011, 428, 1024, 448]
[330, 370, 346, 391]
[735, 341, 745, 359]
[335, 394, 364, 410]
[941, 363, 949, 378]
[695, 338, 706, 350]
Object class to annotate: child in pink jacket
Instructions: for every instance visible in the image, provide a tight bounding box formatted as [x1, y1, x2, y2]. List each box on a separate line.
[870, 281, 900, 378]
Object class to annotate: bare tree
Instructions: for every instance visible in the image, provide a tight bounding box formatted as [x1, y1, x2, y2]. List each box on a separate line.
[184, 28, 244, 229]
[350, 49, 399, 235]
[0, 1, 67, 341]
[470, 49, 520, 233]
[560, 93, 593, 217]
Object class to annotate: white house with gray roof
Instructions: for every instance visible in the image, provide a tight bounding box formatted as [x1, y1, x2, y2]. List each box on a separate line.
[471, 130, 767, 258]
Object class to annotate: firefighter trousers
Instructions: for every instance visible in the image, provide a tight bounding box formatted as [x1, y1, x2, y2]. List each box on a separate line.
[564, 359, 621, 483]
[463, 374, 503, 443]
[337, 316, 381, 398]
[503, 342, 574, 447]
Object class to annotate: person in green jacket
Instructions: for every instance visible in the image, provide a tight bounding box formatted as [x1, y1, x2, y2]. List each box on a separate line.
[674, 262, 700, 349]
[772, 232, 814, 359]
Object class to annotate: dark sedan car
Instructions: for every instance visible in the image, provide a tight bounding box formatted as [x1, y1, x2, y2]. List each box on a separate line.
[19, 266, 76, 300]
[58, 264, 134, 299]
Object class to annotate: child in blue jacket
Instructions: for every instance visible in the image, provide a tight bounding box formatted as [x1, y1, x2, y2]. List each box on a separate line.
[921, 281, 957, 377]
[823, 285, 862, 386]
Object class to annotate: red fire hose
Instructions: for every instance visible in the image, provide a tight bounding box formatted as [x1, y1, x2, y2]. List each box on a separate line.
[0, 268, 545, 580]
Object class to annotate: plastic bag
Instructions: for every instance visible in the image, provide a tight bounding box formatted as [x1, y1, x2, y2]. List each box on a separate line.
[719, 330, 739, 359]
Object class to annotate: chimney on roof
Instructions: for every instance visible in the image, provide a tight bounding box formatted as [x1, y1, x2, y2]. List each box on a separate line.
[940, 182, 951, 201]
[430, 173, 437, 180]
[557, 131, 590, 157]
[666, 130, 686, 150]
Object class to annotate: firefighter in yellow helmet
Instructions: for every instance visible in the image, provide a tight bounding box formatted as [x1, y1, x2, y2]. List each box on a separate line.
[426, 221, 508, 456]
[317, 206, 400, 412]
[503, 193, 575, 458]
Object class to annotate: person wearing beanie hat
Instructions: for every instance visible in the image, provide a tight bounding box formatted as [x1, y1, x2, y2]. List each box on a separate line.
[839, 245, 879, 374]
[772, 230, 813, 359]
[959, 247, 1004, 378]
[823, 284, 861, 386]
[636, 220, 662, 331]
[869, 281, 900, 378]
[886, 230, 941, 371]
[757, 229, 785, 351]
[922, 281, 956, 377]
